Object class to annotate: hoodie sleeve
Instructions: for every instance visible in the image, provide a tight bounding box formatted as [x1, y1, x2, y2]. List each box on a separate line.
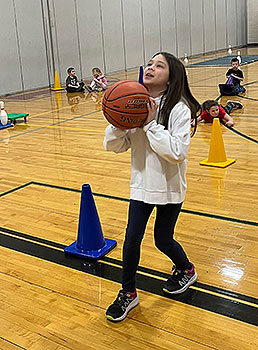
[103, 124, 131, 153]
[142, 102, 191, 163]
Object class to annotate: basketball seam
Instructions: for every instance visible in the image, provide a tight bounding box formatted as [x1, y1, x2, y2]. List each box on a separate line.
[104, 92, 150, 102]
[103, 80, 132, 100]
[103, 80, 149, 102]
[102, 102, 148, 116]
[103, 110, 143, 129]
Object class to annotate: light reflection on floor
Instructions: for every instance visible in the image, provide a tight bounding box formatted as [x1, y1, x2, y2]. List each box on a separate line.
[219, 259, 245, 285]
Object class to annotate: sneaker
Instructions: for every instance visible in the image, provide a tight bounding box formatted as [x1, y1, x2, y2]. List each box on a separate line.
[106, 290, 139, 322]
[163, 263, 197, 295]
[85, 85, 93, 92]
[233, 101, 243, 109]
[226, 100, 243, 109]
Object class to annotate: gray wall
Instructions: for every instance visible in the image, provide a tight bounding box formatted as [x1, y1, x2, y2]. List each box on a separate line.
[247, 0, 258, 43]
[0, 0, 248, 95]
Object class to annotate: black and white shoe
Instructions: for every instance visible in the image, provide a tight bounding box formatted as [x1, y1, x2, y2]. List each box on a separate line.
[227, 100, 243, 109]
[163, 263, 197, 295]
[106, 290, 139, 322]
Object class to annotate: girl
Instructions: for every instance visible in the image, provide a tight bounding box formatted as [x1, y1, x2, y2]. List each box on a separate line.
[104, 52, 200, 322]
[195, 100, 242, 127]
[87, 67, 108, 92]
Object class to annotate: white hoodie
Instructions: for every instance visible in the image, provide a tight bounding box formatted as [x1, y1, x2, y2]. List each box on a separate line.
[103, 97, 191, 204]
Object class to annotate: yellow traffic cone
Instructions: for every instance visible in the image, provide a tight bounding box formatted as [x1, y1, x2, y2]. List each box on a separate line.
[51, 71, 63, 91]
[54, 90, 61, 108]
[200, 118, 236, 168]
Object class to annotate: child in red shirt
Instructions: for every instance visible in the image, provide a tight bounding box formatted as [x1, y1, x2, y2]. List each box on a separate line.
[195, 100, 242, 127]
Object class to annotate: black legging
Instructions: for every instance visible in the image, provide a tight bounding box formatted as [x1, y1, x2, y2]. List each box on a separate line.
[66, 82, 85, 93]
[122, 199, 190, 292]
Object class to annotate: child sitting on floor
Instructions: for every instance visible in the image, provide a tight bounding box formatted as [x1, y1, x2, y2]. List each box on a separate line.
[65, 67, 85, 93]
[193, 100, 242, 128]
[86, 67, 108, 92]
[226, 58, 246, 94]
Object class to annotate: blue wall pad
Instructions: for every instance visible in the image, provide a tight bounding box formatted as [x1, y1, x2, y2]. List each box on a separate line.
[189, 55, 258, 67]
[0, 123, 13, 130]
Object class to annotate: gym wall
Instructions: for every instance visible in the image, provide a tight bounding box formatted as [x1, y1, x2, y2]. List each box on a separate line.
[0, 0, 248, 95]
[247, 0, 258, 44]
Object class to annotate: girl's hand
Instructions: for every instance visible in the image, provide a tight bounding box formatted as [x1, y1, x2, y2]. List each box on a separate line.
[191, 119, 196, 127]
[225, 120, 234, 127]
[143, 98, 158, 126]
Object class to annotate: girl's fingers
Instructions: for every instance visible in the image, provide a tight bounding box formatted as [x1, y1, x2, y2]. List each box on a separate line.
[148, 97, 158, 111]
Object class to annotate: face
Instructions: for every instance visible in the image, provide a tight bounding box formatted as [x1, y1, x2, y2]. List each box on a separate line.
[70, 69, 76, 76]
[93, 69, 100, 77]
[208, 105, 219, 118]
[231, 61, 239, 70]
[143, 54, 170, 92]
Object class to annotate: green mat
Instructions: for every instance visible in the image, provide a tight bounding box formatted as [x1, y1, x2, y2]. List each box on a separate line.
[7, 113, 29, 123]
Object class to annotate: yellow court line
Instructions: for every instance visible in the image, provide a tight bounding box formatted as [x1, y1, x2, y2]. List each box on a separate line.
[191, 285, 258, 309]
[1, 229, 257, 310]
[111, 265, 258, 309]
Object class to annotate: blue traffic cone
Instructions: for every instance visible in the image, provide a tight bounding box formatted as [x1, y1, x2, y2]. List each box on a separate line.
[138, 65, 144, 85]
[64, 184, 117, 259]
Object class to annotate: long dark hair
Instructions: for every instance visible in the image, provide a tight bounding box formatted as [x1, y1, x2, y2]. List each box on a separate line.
[152, 52, 200, 135]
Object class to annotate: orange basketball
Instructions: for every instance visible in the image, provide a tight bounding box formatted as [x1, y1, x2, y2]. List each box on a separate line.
[102, 80, 150, 129]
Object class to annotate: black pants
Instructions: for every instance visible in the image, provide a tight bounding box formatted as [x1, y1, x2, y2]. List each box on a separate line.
[223, 100, 241, 115]
[234, 84, 246, 94]
[223, 103, 233, 115]
[66, 82, 85, 93]
[122, 199, 190, 292]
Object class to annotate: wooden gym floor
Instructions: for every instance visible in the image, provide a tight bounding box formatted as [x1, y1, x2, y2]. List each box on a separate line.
[0, 46, 258, 349]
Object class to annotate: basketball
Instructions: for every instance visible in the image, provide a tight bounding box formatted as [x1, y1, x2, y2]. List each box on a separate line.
[102, 80, 150, 129]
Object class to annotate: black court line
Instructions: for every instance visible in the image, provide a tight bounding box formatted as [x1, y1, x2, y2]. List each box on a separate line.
[0, 336, 26, 350]
[1, 224, 258, 309]
[0, 228, 258, 327]
[237, 94, 258, 102]
[226, 126, 258, 143]
[214, 95, 258, 144]
[243, 80, 258, 87]
[0, 182, 33, 198]
[1, 181, 258, 228]
[1, 182, 258, 325]
[1, 225, 258, 307]
[31, 181, 258, 227]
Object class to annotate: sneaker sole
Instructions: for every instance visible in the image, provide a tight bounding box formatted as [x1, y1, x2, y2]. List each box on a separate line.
[106, 295, 139, 322]
[163, 273, 198, 295]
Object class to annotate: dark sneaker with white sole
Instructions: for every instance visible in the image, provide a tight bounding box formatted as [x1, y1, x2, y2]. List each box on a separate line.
[226, 100, 243, 109]
[163, 263, 197, 294]
[106, 290, 139, 322]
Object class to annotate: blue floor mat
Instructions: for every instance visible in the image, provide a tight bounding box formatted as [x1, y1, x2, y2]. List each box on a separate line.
[189, 55, 258, 67]
[0, 123, 13, 130]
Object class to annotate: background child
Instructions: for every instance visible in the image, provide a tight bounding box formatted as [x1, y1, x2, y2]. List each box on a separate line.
[104, 52, 200, 322]
[65, 67, 85, 93]
[195, 100, 242, 128]
[226, 58, 246, 94]
[87, 67, 107, 92]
